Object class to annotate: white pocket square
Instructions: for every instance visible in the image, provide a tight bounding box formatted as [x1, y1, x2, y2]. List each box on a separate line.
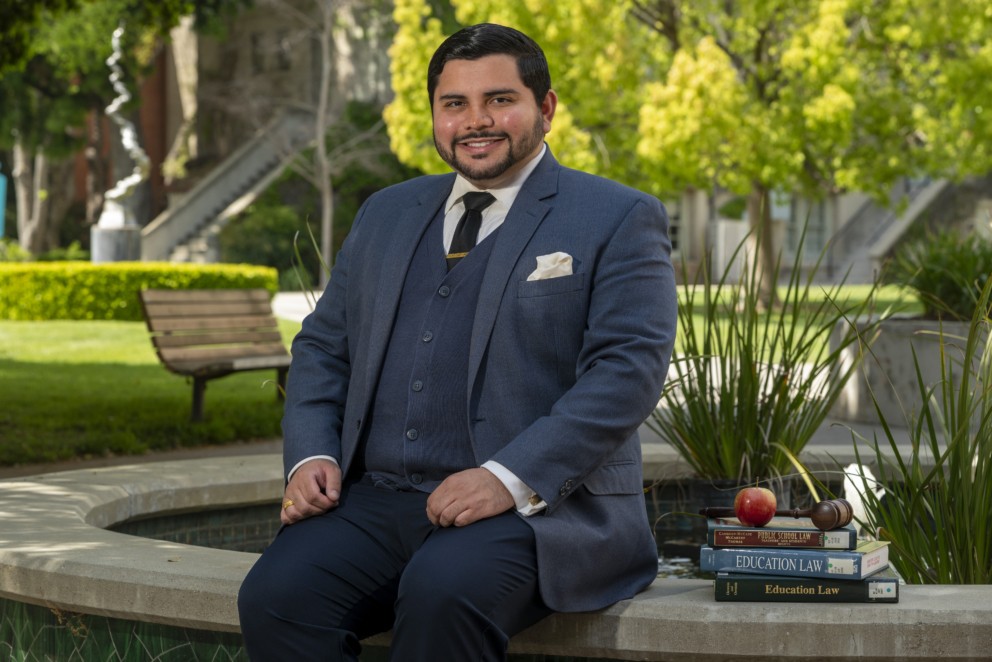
[527, 252, 573, 281]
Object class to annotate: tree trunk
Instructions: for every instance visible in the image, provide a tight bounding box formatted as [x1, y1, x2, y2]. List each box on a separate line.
[46, 157, 77, 248]
[315, 0, 337, 288]
[12, 137, 50, 255]
[746, 182, 778, 309]
[85, 110, 106, 226]
[12, 135, 79, 254]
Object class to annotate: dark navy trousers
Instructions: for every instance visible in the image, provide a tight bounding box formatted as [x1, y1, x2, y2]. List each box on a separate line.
[237, 480, 552, 661]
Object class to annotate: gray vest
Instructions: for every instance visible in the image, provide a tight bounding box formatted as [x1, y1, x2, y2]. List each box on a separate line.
[361, 209, 498, 492]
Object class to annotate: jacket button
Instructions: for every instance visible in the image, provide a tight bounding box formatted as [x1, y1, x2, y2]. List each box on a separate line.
[410, 473, 423, 485]
[406, 428, 419, 441]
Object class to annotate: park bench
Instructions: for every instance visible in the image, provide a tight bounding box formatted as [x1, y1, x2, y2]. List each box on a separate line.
[139, 288, 291, 421]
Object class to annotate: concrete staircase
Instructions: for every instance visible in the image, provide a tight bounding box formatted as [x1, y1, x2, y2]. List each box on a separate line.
[141, 107, 315, 262]
[820, 178, 950, 284]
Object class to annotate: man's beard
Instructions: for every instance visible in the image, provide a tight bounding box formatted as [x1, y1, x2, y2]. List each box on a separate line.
[434, 115, 544, 184]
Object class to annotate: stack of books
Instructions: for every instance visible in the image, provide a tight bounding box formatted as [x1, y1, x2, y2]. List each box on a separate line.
[698, 517, 900, 603]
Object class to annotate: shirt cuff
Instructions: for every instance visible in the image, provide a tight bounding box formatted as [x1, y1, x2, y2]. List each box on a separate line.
[482, 460, 546, 515]
[288, 455, 339, 481]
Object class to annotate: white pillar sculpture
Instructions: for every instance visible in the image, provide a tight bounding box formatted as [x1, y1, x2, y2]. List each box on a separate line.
[91, 23, 150, 263]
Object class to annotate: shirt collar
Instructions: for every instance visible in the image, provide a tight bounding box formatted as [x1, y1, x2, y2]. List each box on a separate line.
[445, 144, 547, 214]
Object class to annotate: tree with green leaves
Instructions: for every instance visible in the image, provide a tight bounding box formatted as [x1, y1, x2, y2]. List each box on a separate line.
[0, 0, 79, 73]
[385, 0, 660, 189]
[1, 0, 114, 254]
[386, 0, 992, 300]
[0, 0, 246, 254]
[632, 0, 992, 299]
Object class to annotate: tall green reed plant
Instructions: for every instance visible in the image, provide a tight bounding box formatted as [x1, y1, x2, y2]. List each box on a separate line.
[290, 224, 330, 310]
[649, 227, 880, 483]
[849, 277, 992, 584]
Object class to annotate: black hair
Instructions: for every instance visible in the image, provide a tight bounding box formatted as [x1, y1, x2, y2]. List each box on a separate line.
[427, 23, 551, 107]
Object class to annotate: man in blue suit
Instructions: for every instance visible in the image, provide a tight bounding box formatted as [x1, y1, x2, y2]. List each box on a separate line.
[238, 22, 677, 661]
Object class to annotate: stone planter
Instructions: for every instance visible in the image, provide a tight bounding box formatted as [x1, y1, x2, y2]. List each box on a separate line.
[831, 316, 977, 424]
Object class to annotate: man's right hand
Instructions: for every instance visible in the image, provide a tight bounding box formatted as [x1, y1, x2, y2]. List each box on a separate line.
[281, 459, 342, 525]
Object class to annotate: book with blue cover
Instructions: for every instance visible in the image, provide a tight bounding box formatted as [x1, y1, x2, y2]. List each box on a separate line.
[699, 540, 889, 580]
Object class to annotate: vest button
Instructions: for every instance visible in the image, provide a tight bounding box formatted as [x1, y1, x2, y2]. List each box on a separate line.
[406, 428, 419, 441]
[438, 286, 451, 297]
[411, 380, 423, 392]
[422, 331, 433, 342]
[410, 473, 423, 485]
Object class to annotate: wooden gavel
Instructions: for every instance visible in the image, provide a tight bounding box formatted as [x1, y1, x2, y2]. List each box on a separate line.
[699, 498, 854, 531]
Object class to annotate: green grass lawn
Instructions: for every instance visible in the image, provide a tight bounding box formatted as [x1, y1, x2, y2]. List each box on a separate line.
[673, 283, 922, 361]
[0, 284, 917, 468]
[0, 319, 302, 466]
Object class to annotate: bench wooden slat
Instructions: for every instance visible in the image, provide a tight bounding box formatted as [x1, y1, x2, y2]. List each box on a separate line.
[158, 342, 290, 364]
[151, 330, 285, 349]
[164, 354, 292, 375]
[140, 289, 271, 304]
[231, 355, 294, 370]
[146, 315, 282, 333]
[143, 301, 276, 318]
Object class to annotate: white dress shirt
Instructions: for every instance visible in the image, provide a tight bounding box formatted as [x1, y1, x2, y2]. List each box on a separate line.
[291, 145, 549, 515]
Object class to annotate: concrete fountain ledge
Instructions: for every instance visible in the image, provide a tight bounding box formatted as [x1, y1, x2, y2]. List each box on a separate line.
[1, 454, 991, 662]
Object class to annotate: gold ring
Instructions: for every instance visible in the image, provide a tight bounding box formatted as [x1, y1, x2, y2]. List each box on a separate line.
[282, 499, 294, 510]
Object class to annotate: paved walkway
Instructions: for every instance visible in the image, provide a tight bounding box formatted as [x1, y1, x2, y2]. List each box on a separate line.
[0, 440, 283, 480]
[273, 290, 320, 322]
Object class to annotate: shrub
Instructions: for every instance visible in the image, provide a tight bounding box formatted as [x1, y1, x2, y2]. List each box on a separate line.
[36, 241, 89, 262]
[0, 262, 278, 321]
[648, 227, 881, 484]
[0, 239, 33, 262]
[849, 277, 992, 584]
[885, 227, 992, 320]
[220, 200, 320, 290]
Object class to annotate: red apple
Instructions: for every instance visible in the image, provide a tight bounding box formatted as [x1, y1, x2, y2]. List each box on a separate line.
[733, 487, 777, 527]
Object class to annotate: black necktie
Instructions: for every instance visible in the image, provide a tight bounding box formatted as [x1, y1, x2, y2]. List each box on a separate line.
[447, 191, 496, 271]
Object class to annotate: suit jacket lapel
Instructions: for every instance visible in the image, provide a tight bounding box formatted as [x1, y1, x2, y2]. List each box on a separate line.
[468, 151, 560, 390]
[363, 176, 453, 395]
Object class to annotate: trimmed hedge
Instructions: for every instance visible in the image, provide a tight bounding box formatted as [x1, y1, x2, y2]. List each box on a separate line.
[0, 262, 279, 321]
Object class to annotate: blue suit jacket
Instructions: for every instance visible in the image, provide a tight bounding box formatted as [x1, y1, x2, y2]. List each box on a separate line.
[282, 149, 677, 612]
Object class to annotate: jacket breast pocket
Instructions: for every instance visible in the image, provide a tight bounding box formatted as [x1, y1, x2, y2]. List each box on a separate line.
[517, 272, 585, 298]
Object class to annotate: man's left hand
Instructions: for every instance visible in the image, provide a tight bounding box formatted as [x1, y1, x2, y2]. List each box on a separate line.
[426, 468, 514, 527]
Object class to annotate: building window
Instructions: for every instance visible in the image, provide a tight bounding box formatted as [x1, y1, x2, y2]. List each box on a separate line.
[788, 195, 828, 260]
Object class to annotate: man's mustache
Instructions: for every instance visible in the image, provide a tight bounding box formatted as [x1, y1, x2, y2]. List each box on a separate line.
[456, 132, 509, 142]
